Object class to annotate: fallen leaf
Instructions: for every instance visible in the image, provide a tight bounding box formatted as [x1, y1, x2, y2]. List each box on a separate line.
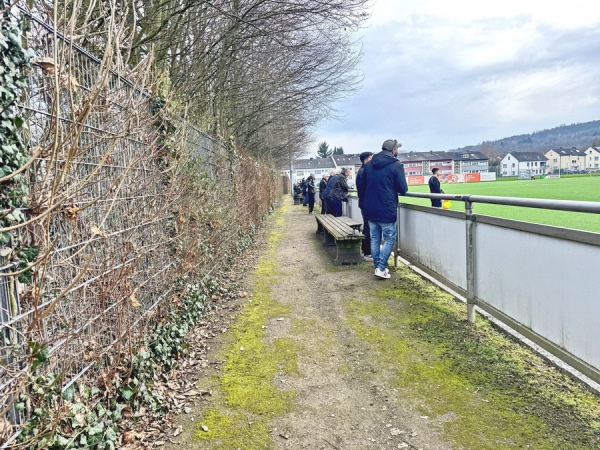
[123, 431, 136, 444]
[74, 413, 86, 426]
[64, 205, 79, 222]
[36, 57, 56, 74]
[130, 293, 141, 307]
[173, 426, 182, 437]
[91, 224, 107, 238]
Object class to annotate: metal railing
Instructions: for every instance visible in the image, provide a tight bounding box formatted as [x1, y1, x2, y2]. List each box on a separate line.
[345, 191, 600, 386]
[403, 192, 600, 320]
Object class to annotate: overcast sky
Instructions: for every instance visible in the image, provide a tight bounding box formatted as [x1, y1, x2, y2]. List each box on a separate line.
[310, 0, 600, 156]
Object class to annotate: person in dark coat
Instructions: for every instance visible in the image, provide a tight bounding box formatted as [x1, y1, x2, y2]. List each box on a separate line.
[428, 167, 444, 207]
[306, 174, 316, 214]
[328, 167, 351, 217]
[293, 181, 302, 196]
[318, 174, 330, 214]
[301, 178, 308, 206]
[357, 139, 408, 279]
[323, 169, 339, 215]
[356, 151, 374, 261]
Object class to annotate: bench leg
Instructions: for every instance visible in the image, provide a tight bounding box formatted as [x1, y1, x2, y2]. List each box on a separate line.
[334, 240, 362, 265]
[323, 231, 336, 247]
[315, 217, 324, 235]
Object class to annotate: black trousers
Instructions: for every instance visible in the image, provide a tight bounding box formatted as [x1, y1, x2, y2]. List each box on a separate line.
[362, 216, 371, 256]
[308, 192, 315, 213]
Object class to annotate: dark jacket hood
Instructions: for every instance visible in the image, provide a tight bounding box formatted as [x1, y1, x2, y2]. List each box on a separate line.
[371, 151, 398, 169]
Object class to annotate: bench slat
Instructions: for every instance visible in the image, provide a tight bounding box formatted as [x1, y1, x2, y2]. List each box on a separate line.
[316, 214, 364, 240]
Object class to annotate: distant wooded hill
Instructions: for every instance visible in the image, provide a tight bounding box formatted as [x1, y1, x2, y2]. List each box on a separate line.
[443, 120, 600, 162]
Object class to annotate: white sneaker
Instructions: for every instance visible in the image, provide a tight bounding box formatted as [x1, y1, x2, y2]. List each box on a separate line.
[362, 255, 373, 262]
[374, 268, 390, 279]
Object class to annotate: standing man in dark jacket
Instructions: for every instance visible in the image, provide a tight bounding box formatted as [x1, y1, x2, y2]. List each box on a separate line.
[328, 167, 351, 217]
[428, 168, 444, 207]
[323, 169, 338, 215]
[301, 178, 308, 206]
[357, 139, 408, 279]
[306, 174, 316, 214]
[318, 174, 330, 214]
[356, 151, 374, 261]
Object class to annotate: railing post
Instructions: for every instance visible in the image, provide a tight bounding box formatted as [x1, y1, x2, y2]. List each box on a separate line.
[465, 199, 476, 323]
[395, 204, 401, 267]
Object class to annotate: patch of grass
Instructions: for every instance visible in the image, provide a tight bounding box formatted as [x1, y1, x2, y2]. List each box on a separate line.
[196, 409, 270, 449]
[345, 265, 600, 449]
[403, 177, 600, 232]
[195, 204, 298, 448]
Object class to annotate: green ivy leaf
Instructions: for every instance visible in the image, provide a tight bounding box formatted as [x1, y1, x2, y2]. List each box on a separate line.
[87, 421, 105, 435]
[119, 387, 134, 401]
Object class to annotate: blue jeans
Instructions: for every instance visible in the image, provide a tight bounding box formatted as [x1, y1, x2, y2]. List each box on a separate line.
[368, 220, 397, 271]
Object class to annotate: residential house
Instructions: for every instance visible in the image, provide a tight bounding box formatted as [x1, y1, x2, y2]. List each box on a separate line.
[584, 146, 600, 171]
[451, 151, 489, 174]
[544, 147, 586, 173]
[500, 152, 548, 177]
[283, 157, 336, 185]
[396, 150, 488, 175]
[397, 151, 453, 176]
[332, 154, 362, 187]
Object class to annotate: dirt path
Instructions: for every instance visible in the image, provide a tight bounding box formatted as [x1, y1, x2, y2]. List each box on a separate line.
[162, 197, 600, 450]
[163, 199, 450, 449]
[265, 205, 449, 450]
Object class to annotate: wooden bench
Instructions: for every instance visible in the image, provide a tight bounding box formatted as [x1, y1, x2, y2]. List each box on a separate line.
[315, 214, 364, 265]
[337, 216, 362, 231]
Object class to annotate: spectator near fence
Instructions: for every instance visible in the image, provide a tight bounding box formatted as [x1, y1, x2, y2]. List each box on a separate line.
[357, 139, 408, 279]
[356, 151, 374, 261]
[318, 174, 330, 214]
[301, 178, 308, 206]
[428, 167, 444, 207]
[306, 174, 316, 214]
[323, 169, 339, 214]
[328, 167, 351, 217]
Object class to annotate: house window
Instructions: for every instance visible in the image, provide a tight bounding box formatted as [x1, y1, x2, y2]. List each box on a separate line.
[512, 163, 515, 167]
[553, 158, 557, 163]
[503, 164, 507, 168]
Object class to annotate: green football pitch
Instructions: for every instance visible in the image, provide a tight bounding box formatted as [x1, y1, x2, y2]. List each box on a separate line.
[402, 176, 600, 233]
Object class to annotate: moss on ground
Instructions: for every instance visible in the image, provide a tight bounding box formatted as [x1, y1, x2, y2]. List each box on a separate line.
[195, 201, 298, 448]
[345, 265, 600, 450]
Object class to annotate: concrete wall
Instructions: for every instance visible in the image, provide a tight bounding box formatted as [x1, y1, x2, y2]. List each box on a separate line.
[347, 195, 600, 383]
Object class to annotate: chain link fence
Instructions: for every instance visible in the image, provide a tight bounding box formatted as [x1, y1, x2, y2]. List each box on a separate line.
[1, 6, 278, 444]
